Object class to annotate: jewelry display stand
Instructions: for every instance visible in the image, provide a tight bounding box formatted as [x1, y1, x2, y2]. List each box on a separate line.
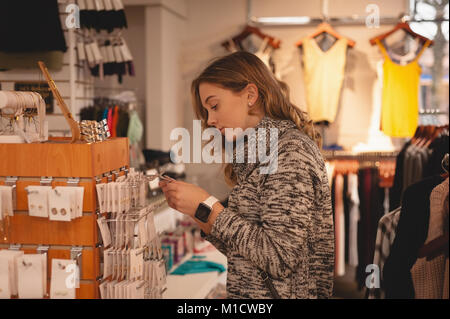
[0, 137, 129, 298]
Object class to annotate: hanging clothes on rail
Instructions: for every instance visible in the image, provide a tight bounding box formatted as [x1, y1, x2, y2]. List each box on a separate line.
[301, 38, 348, 124]
[375, 39, 431, 137]
[383, 174, 445, 298]
[367, 207, 401, 299]
[333, 174, 346, 277]
[410, 177, 449, 299]
[389, 127, 449, 211]
[356, 167, 385, 290]
[347, 173, 360, 267]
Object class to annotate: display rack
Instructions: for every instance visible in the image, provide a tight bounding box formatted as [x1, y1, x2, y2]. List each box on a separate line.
[0, 137, 129, 299]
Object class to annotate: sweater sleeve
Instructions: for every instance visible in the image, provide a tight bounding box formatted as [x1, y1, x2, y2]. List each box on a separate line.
[210, 135, 327, 279]
[201, 231, 228, 256]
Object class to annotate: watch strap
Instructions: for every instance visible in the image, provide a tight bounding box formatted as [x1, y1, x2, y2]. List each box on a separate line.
[203, 195, 218, 209]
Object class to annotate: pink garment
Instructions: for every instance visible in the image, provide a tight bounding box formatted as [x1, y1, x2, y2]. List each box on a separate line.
[107, 107, 113, 132]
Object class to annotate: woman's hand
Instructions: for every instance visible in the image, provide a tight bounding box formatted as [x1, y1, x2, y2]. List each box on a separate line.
[159, 180, 211, 218]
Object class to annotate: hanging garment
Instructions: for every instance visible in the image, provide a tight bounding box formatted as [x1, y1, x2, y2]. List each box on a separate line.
[127, 110, 143, 145]
[390, 141, 411, 211]
[383, 175, 445, 298]
[347, 173, 360, 267]
[375, 39, 431, 137]
[334, 174, 345, 277]
[302, 37, 348, 123]
[368, 207, 401, 299]
[111, 105, 119, 138]
[0, 0, 67, 52]
[411, 178, 449, 299]
[356, 168, 385, 290]
[254, 37, 272, 69]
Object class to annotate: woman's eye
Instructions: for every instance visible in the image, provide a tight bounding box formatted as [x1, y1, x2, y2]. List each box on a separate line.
[211, 104, 218, 110]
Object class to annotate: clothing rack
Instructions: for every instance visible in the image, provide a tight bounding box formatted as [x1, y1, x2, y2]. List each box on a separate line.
[322, 150, 399, 161]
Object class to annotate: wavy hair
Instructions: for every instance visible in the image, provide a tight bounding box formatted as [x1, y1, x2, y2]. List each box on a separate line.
[191, 51, 321, 187]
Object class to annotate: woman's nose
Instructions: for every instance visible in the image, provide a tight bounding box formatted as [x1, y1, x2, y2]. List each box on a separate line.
[207, 114, 217, 127]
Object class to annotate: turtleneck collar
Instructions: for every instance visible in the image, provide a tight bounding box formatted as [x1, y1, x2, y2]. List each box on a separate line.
[230, 115, 297, 184]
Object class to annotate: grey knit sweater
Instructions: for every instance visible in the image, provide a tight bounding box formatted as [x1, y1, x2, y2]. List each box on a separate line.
[206, 116, 335, 299]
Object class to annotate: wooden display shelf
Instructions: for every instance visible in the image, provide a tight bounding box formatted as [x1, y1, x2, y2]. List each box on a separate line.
[0, 137, 130, 299]
[0, 137, 129, 178]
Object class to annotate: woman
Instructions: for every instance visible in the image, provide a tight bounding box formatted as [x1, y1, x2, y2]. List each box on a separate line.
[159, 51, 334, 299]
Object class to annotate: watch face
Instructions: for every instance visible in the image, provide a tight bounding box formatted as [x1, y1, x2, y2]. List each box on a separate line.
[195, 203, 211, 223]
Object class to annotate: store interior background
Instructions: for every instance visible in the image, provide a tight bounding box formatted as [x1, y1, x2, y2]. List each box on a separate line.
[0, 0, 448, 299]
[95, 0, 450, 201]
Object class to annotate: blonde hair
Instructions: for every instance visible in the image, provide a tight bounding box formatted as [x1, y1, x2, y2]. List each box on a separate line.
[191, 51, 321, 187]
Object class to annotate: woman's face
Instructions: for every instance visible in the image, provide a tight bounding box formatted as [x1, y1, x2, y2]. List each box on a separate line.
[199, 82, 261, 142]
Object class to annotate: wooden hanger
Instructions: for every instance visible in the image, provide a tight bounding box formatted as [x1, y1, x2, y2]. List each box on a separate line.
[369, 21, 434, 46]
[296, 22, 356, 48]
[221, 25, 281, 50]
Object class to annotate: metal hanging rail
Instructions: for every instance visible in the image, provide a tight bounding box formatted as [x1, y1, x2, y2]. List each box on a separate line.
[246, 0, 448, 27]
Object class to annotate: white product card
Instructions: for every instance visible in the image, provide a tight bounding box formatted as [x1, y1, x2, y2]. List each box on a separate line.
[113, 45, 124, 63]
[26, 186, 51, 218]
[108, 280, 117, 299]
[0, 186, 14, 217]
[158, 260, 167, 287]
[112, 182, 119, 214]
[77, 41, 86, 61]
[91, 41, 103, 63]
[105, 44, 115, 63]
[99, 281, 108, 299]
[120, 40, 133, 62]
[138, 216, 147, 248]
[129, 249, 137, 281]
[64, 186, 84, 219]
[117, 182, 123, 214]
[85, 43, 95, 65]
[0, 250, 24, 297]
[97, 217, 112, 248]
[121, 249, 128, 281]
[113, 251, 119, 280]
[107, 182, 113, 213]
[147, 211, 156, 242]
[103, 248, 112, 278]
[17, 254, 46, 299]
[135, 281, 145, 299]
[50, 259, 76, 299]
[48, 188, 73, 222]
[96, 183, 106, 214]
[0, 255, 11, 298]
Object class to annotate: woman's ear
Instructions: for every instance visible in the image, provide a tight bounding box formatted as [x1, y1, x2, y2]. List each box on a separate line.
[246, 83, 259, 107]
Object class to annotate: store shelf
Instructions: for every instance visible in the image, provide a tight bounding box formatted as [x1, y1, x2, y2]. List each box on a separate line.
[163, 250, 227, 299]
